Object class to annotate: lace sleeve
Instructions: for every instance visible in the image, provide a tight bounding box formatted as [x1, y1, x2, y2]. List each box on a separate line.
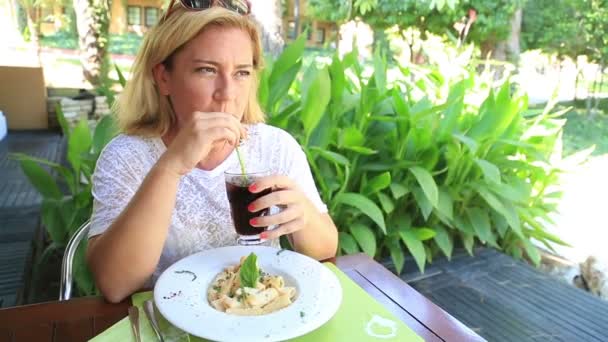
[88, 139, 144, 238]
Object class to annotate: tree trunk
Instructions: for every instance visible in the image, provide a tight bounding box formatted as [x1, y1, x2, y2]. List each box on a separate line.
[574, 59, 580, 100]
[24, 7, 40, 44]
[73, 0, 111, 87]
[373, 28, 388, 56]
[251, 0, 284, 58]
[592, 63, 605, 113]
[506, 8, 522, 64]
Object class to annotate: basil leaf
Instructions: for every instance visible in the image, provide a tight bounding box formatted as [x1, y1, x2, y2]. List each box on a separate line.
[239, 253, 259, 288]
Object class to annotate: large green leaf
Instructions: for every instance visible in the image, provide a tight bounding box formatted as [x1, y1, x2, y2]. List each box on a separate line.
[413, 228, 436, 241]
[329, 52, 345, 109]
[350, 223, 376, 257]
[114, 63, 127, 87]
[522, 238, 541, 267]
[466, 207, 497, 246]
[338, 232, 359, 254]
[454, 215, 475, 235]
[74, 241, 97, 295]
[452, 133, 478, 154]
[469, 82, 519, 140]
[301, 67, 331, 142]
[390, 183, 409, 199]
[67, 119, 93, 172]
[437, 80, 465, 141]
[411, 186, 433, 221]
[343, 146, 377, 155]
[489, 181, 528, 203]
[269, 34, 306, 86]
[373, 49, 386, 91]
[436, 188, 454, 220]
[476, 186, 523, 238]
[341, 126, 365, 147]
[41, 199, 68, 245]
[388, 239, 405, 275]
[462, 233, 474, 255]
[310, 147, 349, 167]
[267, 61, 301, 112]
[92, 115, 117, 155]
[399, 229, 427, 273]
[269, 100, 301, 128]
[13, 153, 77, 194]
[55, 103, 70, 138]
[363, 172, 391, 195]
[409, 166, 438, 206]
[491, 210, 509, 238]
[257, 67, 270, 112]
[475, 159, 501, 184]
[19, 160, 62, 199]
[434, 226, 453, 260]
[377, 192, 395, 214]
[336, 193, 386, 234]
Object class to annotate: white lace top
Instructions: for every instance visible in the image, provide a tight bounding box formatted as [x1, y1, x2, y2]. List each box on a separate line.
[89, 123, 327, 283]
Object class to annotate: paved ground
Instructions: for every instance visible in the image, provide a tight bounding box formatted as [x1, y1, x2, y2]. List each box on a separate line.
[548, 154, 608, 263]
[0, 131, 64, 307]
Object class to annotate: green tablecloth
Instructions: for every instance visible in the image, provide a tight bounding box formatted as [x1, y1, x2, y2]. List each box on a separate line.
[90, 263, 423, 341]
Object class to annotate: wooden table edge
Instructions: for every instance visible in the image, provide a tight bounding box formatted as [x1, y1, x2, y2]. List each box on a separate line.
[337, 253, 487, 342]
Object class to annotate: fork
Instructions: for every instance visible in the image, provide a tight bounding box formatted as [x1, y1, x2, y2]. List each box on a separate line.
[128, 306, 142, 342]
[144, 299, 166, 342]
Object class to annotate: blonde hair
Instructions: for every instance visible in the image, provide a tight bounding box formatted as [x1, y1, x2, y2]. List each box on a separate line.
[116, 6, 265, 136]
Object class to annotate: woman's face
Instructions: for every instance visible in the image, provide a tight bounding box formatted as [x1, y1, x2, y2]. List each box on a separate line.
[155, 26, 254, 128]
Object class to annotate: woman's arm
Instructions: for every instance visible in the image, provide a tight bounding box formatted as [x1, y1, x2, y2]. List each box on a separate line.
[290, 213, 338, 260]
[249, 176, 339, 261]
[87, 112, 245, 303]
[87, 162, 180, 303]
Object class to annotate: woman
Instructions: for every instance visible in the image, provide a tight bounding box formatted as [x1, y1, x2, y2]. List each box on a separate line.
[86, 0, 338, 303]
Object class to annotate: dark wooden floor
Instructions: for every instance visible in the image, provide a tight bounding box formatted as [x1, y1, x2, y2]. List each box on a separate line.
[0, 131, 64, 308]
[383, 248, 608, 342]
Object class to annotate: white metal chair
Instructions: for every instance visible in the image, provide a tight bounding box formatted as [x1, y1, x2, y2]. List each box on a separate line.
[59, 220, 91, 301]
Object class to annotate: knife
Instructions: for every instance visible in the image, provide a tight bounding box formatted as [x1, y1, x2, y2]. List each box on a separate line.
[128, 306, 142, 342]
[144, 299, 166, 342]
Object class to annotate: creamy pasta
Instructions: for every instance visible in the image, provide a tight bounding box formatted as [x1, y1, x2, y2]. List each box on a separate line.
[207, 255, 297, 315]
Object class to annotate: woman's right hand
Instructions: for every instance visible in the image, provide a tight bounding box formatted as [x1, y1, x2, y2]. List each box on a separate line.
[157, 112, 246, 176]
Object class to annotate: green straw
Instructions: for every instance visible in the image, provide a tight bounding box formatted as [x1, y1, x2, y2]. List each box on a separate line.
[235, 144, 249, 184]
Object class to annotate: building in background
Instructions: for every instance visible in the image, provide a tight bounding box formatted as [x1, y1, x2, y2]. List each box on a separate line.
[18, 0, 337, 48]
[109, 0, 163, 35]
[283, 0, 338, 48]
[20, 0, 164, 36]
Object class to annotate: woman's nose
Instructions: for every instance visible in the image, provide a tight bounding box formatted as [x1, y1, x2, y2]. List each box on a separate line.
[213, 73, 236, 102]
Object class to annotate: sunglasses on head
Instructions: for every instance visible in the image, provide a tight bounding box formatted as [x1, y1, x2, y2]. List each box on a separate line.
[161, 0, 251, 23]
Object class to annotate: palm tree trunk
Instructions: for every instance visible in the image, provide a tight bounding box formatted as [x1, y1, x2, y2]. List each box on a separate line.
[72, 0, 111, 86]
[506, 8, 522, 64]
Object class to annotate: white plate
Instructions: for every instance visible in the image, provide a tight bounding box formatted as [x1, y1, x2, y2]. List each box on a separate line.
[153, 246, 342, 342]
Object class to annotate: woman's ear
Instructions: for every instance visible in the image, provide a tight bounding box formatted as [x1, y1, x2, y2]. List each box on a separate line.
[152, 63, 171, 96]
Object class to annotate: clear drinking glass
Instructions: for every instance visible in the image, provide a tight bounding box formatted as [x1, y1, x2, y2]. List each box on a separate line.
[225, 168, 272, 245]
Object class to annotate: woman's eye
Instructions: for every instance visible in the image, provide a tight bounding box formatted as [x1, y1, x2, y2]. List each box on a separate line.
[236, 70, 251, 78]
[197, 67, 215, 75]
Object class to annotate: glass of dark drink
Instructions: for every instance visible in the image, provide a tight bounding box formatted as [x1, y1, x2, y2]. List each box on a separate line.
[225, 168, 273, 245]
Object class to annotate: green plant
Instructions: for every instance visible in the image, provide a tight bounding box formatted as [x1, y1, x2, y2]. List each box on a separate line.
[11, 65, 124, 296]
[259, 36, 572, 274]
[12, 110, 117, 296]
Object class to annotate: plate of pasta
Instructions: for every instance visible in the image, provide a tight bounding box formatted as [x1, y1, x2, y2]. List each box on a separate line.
[153, 245, 342, 342]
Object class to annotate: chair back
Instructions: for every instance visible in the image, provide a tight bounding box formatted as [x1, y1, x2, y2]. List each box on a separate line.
[59, 221, 91, 301]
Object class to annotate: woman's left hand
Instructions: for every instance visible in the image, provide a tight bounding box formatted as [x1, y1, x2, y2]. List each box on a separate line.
[247, 175, 317, 240]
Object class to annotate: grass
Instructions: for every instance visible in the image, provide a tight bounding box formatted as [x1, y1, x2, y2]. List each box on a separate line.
[40, 31, 143, 56]
[560, 99, 608, 156]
